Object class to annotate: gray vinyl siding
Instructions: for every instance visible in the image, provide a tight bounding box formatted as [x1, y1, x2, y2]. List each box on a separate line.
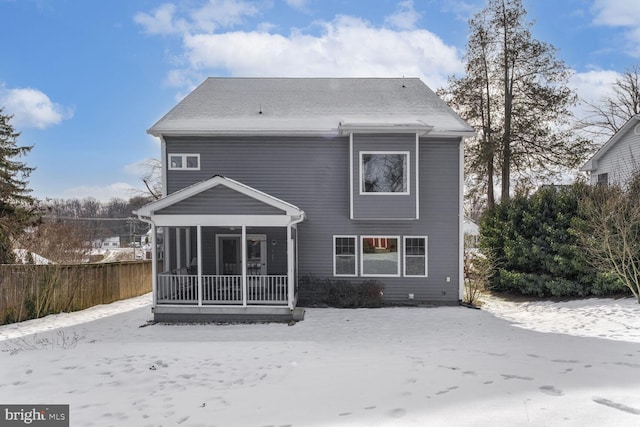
[351, 134, 417, 219]
[157, 185, 285, 215]
[164, 135, 460, 304]
[591, 128, 640, 186]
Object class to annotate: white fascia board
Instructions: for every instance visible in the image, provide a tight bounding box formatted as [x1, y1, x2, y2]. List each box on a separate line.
[148, 128, 340, 138]
[151, 214, 294, 227]
[426, 130, 476, 138]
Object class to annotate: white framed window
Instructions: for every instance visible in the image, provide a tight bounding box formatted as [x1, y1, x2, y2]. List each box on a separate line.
[169, 153, 200, 170]
[333, 236, 357, 276]
[404, 236, 427, 277]
[361, 236, 400, 277]
[360, 151, 409, 194]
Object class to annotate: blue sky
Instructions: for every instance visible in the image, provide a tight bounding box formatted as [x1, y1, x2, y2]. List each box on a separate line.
[1, 0, 639, 201]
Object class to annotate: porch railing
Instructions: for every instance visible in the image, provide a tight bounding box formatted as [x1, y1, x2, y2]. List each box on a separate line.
[157, 273, 289, 305]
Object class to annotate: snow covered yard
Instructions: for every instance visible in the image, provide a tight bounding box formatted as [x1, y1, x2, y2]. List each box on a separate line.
[1, 294, 639, 427]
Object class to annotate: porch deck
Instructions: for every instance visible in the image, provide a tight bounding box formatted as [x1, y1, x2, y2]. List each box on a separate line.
[157, 273, 289, 305]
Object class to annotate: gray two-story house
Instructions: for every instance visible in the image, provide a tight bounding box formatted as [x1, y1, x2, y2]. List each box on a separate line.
[135, 77, 474, 322]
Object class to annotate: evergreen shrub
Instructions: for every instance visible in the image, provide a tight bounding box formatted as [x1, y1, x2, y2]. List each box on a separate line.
[297, 275, 384, 307]
[480, 185, 626, 297]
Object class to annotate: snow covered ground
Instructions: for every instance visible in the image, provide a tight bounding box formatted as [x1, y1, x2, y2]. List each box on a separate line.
[1, 293, 639, 426]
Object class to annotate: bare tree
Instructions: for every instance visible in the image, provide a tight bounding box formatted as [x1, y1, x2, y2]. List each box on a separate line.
[579, 65, 640, 141]
[140, 158, 162, 200]
[577, 180, 640, 303]
[16, 222, 92, 264]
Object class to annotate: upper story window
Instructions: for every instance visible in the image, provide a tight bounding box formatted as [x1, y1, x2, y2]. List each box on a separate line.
[169, 154, 200, 170]
[360, 151, 409, 194]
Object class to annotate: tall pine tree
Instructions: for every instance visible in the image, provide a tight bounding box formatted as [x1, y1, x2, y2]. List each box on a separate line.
[0, 108, 39, 263]
[439, 0, 591, 208]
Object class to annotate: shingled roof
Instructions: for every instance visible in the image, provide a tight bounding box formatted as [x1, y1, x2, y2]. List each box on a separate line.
[148, 77, 474, 137]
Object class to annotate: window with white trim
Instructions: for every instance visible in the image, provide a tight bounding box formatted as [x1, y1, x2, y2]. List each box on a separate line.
[361, 236, 400, 276]
[360, 152, 409, 194]
[169, 154, 200, 170]
[333, 236, 357, 276]
[404, 236, 427, 277]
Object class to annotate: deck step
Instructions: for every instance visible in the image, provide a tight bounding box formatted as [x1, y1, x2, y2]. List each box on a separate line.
[152, 305, 305, 323]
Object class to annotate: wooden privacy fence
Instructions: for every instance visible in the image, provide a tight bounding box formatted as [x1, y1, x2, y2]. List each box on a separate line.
[0, 260, 152, 325]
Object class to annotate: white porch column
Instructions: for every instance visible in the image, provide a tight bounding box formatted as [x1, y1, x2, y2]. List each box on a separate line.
[176, 228, 182, 269]
[164, 227, 170, 272]
[151, 224, 158, 307]
[197, 225, 203, 306]
[287, 224, 294, 309]
[186, 228, 191, 268]
[241, 225, 247, 307]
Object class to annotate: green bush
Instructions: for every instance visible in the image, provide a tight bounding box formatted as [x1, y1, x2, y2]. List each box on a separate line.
[297, 275, 384, 308]
[480, 184, 628, 298]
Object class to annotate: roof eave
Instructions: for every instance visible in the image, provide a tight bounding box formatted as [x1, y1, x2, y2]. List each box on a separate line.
[148, 128, 340, 138]
[581, 114, 640, 170]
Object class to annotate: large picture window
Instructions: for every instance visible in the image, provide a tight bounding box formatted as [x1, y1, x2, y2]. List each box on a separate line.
[169, 153, 200, 170]
[361, 236, 400, 276]
[404, 236, 427, 276]
[360, 152, 409, 194]
[334, 236, 357, 276]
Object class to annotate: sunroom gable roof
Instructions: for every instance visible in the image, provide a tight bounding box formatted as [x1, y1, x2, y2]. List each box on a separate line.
[135, 175, 305, 219]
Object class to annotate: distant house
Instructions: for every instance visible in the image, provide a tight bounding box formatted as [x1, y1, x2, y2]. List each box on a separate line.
[135, 77, 474, 322]
[12, 249, 52, 265]
[463, 217, 480, 248]
[581, 114, 640, 186]
[93, 236, 121, 249]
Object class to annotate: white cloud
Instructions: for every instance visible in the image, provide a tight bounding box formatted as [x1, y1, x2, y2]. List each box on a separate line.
[591, 0, 640, 56]
[135, 0, 259, 35]
[285, 0, 308, 11]
[569, 68, 620, 105]
[0, 85, 74, 129]
[62, 182, 142, 202]
[591, 0, 638, 27]
[190, 0, 260, 32]
[384, 0, 421, 30]
[134, 3, 185, 35]
[180, 15, 462, 89]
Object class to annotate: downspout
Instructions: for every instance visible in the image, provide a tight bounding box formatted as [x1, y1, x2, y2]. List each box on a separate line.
[458, 138, 465, 303]
[134, 211, 158, 311]
[287, 212, 306, 310]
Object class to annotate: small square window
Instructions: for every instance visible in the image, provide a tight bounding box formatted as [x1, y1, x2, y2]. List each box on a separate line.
[597, 173, 608, 186]
[168, 154, 200, 170]
[170, 155, 183, 169]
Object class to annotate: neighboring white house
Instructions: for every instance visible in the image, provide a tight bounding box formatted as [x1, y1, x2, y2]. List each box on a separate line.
[581, 114, 640, 186]
[12, 249, 53, 265]
[92, 236, 121, 249]
[463, 217, 480, 248]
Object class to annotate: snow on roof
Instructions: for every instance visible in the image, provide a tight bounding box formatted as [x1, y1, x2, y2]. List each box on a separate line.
[148, 77, 474, 137]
